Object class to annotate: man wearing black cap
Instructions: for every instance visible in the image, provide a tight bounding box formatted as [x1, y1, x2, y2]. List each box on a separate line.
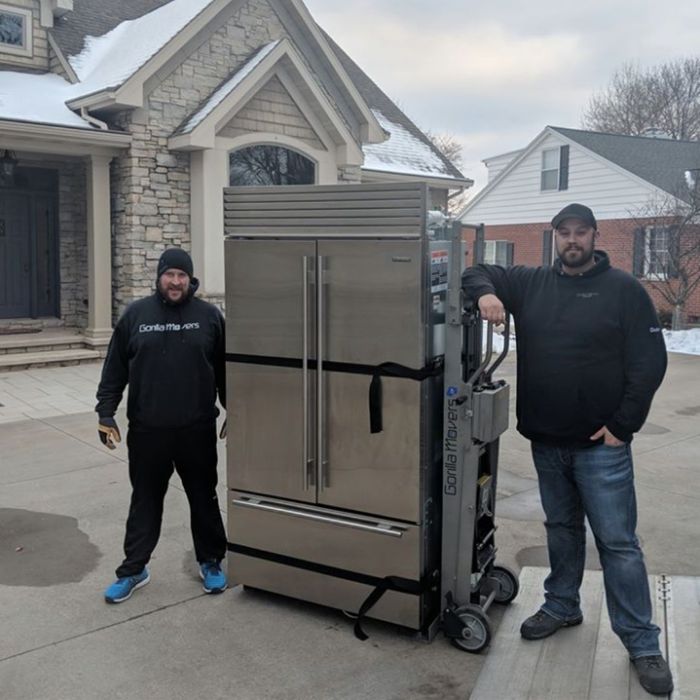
[462, 204, 672, 695]
[96, 248, 228, 604]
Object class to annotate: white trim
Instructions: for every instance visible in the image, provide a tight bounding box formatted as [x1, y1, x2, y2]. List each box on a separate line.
[66, 0, 235, 109]
[0, 119, 131, 156]
[540, 147, 559, 192]
[281, 0, 384, 144]
[643, 225, 670, 280]
[215, 133, 337, 185]
[169, 38, 363, 166]
[47, 31, 79, 83]
[0, 4, 33, 57]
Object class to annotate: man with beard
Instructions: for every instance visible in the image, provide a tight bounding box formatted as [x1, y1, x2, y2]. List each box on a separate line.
[462, 204, 672, 695]
[96, 248, 228, 603]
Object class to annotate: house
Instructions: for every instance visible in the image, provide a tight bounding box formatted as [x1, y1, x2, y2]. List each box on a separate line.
[0, 0, 470, 365]
[458, 126, 700, 323]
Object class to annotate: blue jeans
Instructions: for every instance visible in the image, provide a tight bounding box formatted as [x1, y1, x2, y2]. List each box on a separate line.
[531, 442, 660, 659]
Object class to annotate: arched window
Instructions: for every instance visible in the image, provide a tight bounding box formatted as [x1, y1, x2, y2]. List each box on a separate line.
[229, 145, 315, 186]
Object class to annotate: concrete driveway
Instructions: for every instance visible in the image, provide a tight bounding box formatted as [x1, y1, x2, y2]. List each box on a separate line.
[1, 352, 698, 700]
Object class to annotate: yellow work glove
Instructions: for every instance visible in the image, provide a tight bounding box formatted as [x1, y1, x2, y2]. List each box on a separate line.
[98, 416, 121, 450]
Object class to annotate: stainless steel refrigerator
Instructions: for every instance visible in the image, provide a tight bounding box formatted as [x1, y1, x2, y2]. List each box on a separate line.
[224, 183, 460, 634]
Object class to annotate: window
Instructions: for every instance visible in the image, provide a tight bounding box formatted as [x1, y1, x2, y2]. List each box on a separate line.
[229, 145, 315, 186]
[484, 240, 514, 267]
[633, 226, 676, 279]
[0, 5, 32, 56]
[540, 145, 570, 192]
[646, 227, 670, 278]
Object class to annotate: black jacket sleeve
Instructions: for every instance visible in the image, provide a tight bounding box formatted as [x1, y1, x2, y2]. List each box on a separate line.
[606, 283, 667, 441]
[95, 317, 130, 419]
[214, 311, 226, 410]
[461, 264, 537, 315]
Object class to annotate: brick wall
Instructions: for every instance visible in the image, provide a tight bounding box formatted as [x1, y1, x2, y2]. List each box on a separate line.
[462, 218, 700, 321]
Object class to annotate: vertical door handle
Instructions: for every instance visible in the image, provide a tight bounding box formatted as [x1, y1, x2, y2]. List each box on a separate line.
[302, 255, 314, 489]
[317, 255, 326, 489]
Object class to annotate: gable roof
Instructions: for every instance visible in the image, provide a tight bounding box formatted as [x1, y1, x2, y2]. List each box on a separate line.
[550, 126, 700, 203]
[459, 125, 700, 219]
[323, 31, 467, 184]
[50, 0, 174, 59]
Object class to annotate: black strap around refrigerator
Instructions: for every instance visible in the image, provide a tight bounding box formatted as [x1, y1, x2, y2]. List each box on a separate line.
[226, 353, 444, 434]
[227, 542, 432, 641]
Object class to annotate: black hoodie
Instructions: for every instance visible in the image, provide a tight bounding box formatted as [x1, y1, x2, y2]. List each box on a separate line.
[95, 278, 226, 429]
[462, 252, 667, 445]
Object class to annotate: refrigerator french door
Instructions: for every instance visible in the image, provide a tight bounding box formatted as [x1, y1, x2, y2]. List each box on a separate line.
[226, 237, 427, 521]
[226, 235, 444, 630]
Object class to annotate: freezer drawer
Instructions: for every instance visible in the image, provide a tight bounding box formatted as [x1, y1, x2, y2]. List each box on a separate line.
[227, 364, 314, 503]
[229, 492, 421, 580]
[230, 553, 422, 629]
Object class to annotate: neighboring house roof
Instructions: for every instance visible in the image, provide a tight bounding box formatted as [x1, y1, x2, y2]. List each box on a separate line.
[323, 31, 468, 185]
[460, 125, 700, 219]
[550, 126, 700, 203]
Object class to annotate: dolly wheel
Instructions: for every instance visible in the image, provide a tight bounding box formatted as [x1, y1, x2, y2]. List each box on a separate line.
[450, 605, 492, 653]
[489, 565, 520, 605]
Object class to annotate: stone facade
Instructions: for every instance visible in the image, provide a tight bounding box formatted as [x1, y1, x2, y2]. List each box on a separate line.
[219, 75, 325, 150]
[57, 159, 88, 327]
[108, 0, 295, 316]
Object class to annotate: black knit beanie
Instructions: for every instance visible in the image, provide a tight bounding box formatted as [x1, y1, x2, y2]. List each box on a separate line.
[157, 248, 193, 279]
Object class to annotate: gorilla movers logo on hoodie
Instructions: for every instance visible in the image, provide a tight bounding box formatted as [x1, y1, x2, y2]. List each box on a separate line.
[139, 322, 200, 333]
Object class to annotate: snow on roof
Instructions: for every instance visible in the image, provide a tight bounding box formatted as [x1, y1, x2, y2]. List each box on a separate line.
[69, 0, 214, 98]
[179, 40, 280, 134]
[0, 71, 94, 129]
[362, 109, 455, 179]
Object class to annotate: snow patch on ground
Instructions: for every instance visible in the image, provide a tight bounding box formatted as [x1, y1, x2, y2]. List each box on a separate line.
[664, 328, 700, 355]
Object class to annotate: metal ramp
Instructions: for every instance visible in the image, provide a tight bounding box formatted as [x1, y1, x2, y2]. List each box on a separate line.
[470, 567, 699, 699]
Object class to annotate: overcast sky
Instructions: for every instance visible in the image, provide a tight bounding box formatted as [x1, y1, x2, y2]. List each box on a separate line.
[304, 0, 700, 192]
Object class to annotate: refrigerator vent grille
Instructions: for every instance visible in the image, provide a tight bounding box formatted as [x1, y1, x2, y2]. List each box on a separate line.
[224, 183, 427, 237]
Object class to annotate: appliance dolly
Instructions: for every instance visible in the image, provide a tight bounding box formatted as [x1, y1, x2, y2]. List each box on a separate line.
[438, 221, 520, 653]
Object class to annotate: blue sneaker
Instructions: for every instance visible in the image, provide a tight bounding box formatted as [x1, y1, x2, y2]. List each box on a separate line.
[199, 561, 227, 594]
[104, 568, 150, 604]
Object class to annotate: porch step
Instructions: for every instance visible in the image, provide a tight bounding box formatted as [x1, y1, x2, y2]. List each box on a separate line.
[470, 567, 693, 699]
[0, 348, 102, 370]
[0, 329, 108, 371]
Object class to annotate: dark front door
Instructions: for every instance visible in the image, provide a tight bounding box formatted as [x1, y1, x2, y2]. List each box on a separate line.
[0, 169, 59, 320]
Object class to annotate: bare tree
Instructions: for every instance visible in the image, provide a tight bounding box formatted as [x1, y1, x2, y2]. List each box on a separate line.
[584, 58, 700, 141]
[425, 131, 464, 169]
[631, 176, 700, 329]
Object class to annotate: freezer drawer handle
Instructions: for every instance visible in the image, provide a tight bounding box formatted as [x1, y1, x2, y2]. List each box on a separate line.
[232, 497, 405, 538]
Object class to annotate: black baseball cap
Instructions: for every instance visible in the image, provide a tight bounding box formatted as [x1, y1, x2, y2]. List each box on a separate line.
[551, 203, 597, 230]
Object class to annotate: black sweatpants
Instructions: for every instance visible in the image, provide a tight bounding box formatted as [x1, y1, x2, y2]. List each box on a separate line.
[116, 422, 227, 578]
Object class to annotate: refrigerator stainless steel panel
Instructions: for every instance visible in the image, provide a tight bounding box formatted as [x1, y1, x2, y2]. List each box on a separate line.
[225, 239, 316, 358]
[317, 239, 424, 368]
[230, 553, 421, 628]
[229, 492, 420, 579]
[228, 364, 315, 502]
[318, 372, 422, 522]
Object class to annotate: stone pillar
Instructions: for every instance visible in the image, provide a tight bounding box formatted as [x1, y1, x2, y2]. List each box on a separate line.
[191, 148, 228, 296]
[84, 154, 114, 344]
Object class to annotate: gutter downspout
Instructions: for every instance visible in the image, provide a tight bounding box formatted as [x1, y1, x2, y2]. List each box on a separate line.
[81, 107, 108, 131]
